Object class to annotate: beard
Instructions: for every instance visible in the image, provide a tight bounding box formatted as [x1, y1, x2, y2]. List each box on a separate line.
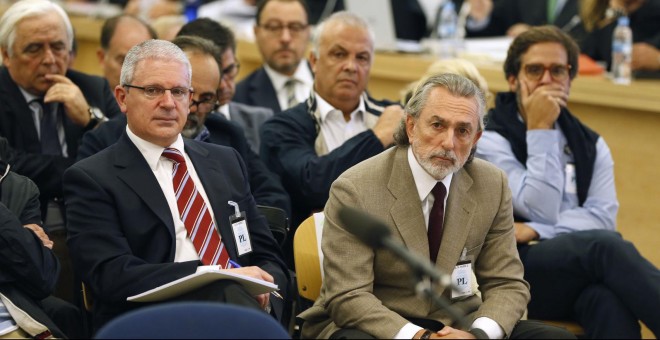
[181, 114, 204, 139]
[412, 144, 467, 180]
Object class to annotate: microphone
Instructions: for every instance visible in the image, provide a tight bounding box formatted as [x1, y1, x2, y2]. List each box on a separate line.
[338, 206, 452, 288]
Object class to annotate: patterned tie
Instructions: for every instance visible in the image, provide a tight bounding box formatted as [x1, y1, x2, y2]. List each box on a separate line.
[33, 99, 61, 155]
[162, 148, 232, 268]
[428, 182, 447, 263]
[284, 79, 298, 109]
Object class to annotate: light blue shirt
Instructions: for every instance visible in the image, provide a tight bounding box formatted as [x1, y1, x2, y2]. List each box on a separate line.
[475, 125, 618, 240]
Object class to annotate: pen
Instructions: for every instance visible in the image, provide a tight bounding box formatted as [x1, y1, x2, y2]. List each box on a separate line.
[228, 260, 284, 300]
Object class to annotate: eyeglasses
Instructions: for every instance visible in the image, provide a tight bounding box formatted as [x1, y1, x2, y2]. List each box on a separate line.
[222, 62, 240, 80]
[259, 22, 308, 36]
[123, 84, 193, 100]
[190, 94, 217, 113]
[523, 63, 571, 81]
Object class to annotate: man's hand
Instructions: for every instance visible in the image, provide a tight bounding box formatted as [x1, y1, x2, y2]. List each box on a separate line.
[514, 222, 539, 244]
[43, 74, 92, 127]
[467, 0, 493, 22]
[372, 105, 405, 147]
[632, 43, 660, 71]
[519, 80, 566, 130]
[24, 224, 54, 249]
[413, 327, 476, 339]
[226, 266, 273, 309]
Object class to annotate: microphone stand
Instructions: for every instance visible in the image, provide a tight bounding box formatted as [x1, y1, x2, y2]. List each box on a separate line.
[380, 238, 470, 330]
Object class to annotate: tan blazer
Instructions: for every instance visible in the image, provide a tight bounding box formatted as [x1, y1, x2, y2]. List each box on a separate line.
[299, 146, 530, 338]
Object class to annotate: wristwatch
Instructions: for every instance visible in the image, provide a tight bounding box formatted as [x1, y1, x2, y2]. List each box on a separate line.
[88, 106, 108, 127]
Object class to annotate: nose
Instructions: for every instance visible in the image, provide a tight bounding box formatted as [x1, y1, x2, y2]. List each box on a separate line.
[440, 130, 455, 150]
[281, 27, 292, 42]
[42, 47, 56, 64]
[159, 90, 177, 108]
[342, 57, 357, 73]
[539, 68, 553, 84]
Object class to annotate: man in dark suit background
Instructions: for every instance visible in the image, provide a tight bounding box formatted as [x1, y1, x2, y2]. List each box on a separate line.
[63, 39, 288, 330]
[0, 0, 121, 304]
[178, 18, 274, 153]
[234, 0, 314, 114]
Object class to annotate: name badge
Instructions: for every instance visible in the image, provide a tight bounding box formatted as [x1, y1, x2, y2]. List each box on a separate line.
[565, 163, 577, 195]
[451, 247, 473, 299]
[228, 201, 253, 256]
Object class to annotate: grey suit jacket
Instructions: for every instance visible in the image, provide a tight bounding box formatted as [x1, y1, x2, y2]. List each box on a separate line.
[300, 146, 529, 338]
[227, 101, 273, 154]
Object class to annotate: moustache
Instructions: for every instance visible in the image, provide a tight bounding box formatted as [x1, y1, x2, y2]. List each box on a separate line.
[430, 150, 457, 164]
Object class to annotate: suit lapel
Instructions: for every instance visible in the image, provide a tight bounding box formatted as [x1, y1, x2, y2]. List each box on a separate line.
[184, 140, 238, 259]
[387, 147, 430, 259]
[113, 134, 176, 243]
[0, 68, 40, 151]
[251, 68, 281, 113]
[436, 167, 475, 277]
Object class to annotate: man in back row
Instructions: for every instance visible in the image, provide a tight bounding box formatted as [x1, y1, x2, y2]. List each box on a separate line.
[260, 11, 405, 230]
[476, 25, 660, 338]
[64, 39, 288, 329]
[234, 0, 314, 114]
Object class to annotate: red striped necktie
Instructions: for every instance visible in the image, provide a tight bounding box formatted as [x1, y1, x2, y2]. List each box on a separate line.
[162, 148, 231, 268]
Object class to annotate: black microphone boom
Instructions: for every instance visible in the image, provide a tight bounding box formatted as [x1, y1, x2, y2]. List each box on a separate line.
[337, 206, 451, 286]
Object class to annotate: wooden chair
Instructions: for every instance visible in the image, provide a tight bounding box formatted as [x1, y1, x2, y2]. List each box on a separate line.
[293, 213, 324, 302]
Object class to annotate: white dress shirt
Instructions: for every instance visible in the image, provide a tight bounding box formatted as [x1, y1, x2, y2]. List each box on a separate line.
[264, 62, 314, 110]
[314, 93, 368, 153]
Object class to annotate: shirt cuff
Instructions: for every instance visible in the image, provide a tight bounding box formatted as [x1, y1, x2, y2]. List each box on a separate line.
[195, 265, 220, 273]
[527, 221, 556, 240]
[472, 317, 504, 339]
[466, 16, 491, 31]
[394, 323, 424, 339]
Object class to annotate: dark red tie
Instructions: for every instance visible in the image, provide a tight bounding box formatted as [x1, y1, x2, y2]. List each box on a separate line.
[162, 148, 232, 268]
[428, 182, 447, 263]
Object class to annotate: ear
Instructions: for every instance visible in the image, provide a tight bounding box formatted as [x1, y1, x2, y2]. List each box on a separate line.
[507, 74, 518, 92]
[114, 86, 128, 113]
[405, 114, 415, 144]
[309, 51, 318, 74]
[473, 129, 483, 146]
[96, 48, 106, 66]
[1, 49, 10, 68]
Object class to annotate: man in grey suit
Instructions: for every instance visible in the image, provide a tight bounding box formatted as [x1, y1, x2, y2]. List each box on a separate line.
[299, 74, 573, 339]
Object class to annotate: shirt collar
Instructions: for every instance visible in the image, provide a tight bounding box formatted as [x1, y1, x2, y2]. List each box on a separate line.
[217, 103, 230, 120]
[264, 61, 313, 91]
[314, 92, 366, 123]
[18, 87, 40, 104]
[126, 125, 185, 171]
[407, 146, 453, 202]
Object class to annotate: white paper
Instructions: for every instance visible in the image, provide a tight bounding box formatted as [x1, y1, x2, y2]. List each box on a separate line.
[127, 268, 278, 302]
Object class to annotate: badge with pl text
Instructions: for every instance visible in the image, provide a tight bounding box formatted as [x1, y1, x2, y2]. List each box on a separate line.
[451, 248, 473, 299]
[228, 201, 253, 256]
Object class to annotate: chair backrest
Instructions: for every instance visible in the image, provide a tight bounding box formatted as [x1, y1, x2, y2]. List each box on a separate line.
[257, 205, 289, 248]
[94, 302, 290, 339]
[293, 213, 324, 301]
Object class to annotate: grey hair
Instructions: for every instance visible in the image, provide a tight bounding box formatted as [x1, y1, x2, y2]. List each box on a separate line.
[394, 73, 486, 146]
[311, 11, 375, 58]
[0, 0, 74, 57]
[120, 39, 192, 87]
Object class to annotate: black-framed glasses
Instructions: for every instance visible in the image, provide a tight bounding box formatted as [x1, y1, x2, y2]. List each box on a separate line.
[190, 94, 217, 113]
[123, 84, 193, 100]
[523, 63, 571, 81]
[259, 22, 308, 36]
[222, 62, 241, 80]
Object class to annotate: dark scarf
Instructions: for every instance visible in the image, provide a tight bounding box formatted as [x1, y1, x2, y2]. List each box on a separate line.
[485, 92, 599, 208]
